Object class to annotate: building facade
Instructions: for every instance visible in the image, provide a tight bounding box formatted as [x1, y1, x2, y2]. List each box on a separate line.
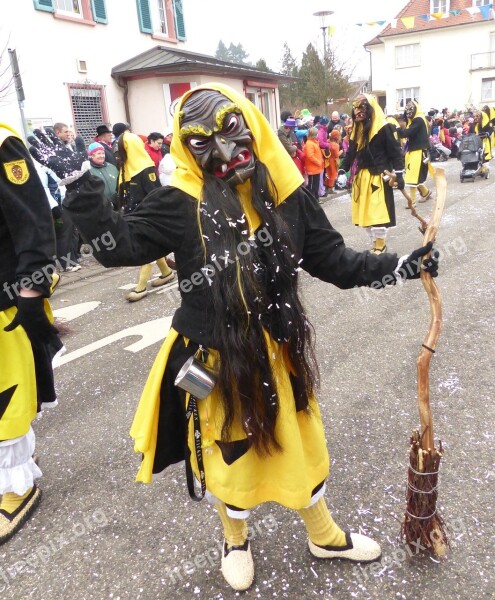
[1, 0, 287, 141]
[365, 0, 495, 114]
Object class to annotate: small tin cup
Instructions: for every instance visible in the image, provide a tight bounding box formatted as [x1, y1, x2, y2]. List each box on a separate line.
[174, 355, 217, 400]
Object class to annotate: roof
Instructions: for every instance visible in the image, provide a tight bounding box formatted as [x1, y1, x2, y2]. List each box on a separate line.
[365, 0, 492, 45]
[112, 46, 294, 82]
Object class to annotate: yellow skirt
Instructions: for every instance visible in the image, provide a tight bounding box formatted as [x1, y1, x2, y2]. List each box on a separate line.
[130, 328, 330, 511]
[351, 169, 394, 228]
[405, 148, 428, 186]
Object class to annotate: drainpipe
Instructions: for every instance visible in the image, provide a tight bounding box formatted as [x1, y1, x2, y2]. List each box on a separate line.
[116, 77, 131, 126]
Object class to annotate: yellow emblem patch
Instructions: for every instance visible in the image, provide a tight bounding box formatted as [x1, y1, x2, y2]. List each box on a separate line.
[149, 172, 157, 182]
[4, 159, 30, 185]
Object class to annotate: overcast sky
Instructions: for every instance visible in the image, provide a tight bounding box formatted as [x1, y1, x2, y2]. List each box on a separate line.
[183, 0, 408, 79]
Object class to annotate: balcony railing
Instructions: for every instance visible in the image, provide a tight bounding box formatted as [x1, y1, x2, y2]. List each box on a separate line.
[471, 51, 495, 70]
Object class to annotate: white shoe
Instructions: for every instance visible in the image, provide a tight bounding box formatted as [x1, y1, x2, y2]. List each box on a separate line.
[221, 539, 254, 591]
[308, 532, 381, 563]
[65, 265, 81, 272]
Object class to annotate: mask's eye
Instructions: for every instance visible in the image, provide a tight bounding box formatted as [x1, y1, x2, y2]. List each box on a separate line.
[223, 113, 240, 134]
[187, 137, 210, 150]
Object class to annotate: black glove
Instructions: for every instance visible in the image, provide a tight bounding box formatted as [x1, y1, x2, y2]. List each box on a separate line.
[47, 151, 87, 180]
[395, 172, 405, 190]
[51, 205, 62, 220]
[4, 296, 59, 346]
[396, 241, 439, 280]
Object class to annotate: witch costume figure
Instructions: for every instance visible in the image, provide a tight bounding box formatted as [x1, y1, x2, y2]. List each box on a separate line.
[339, 94, 405, 254]
[397, 100, 433, 206]
[58, 83, 438, 591]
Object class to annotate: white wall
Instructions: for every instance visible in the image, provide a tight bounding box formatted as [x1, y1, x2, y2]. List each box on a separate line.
[370, 20, 495, 113]
[0, 0, 182, 135]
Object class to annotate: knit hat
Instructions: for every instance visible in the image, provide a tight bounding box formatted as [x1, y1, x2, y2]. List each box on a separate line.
[112, 122, 129, 137]
[88, 142, 105, 156]
[284, 118, 297, 127]
[319, 116, 329, 126]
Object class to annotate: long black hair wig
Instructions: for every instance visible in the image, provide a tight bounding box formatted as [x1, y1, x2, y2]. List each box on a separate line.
[198, 162, 319, 455]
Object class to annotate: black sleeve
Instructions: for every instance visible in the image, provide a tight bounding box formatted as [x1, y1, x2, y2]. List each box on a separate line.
[281, 188, 399, 289]
[63, 172, 187, 267]
[384, 124, 405, 172]
[0, 136, 56, 296]
[398, 118, 422, 139]
[340, 139, 357, 173]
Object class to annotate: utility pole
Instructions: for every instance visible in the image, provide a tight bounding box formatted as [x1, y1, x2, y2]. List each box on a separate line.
[313, 10, 334, 108]
[8, 48, 30, 142]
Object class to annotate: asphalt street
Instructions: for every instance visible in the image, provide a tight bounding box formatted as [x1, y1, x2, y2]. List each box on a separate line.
[2, 159, 494, 600]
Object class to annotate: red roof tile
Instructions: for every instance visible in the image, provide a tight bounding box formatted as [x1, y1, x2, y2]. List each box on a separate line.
[365, 0, 493, 44]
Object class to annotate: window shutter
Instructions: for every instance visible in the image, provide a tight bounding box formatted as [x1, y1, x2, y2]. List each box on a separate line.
[136, 0, 153, 33]
[33, 0, 54, 12]
[91, 0, 108, 23]
[173, 0, 186, 41]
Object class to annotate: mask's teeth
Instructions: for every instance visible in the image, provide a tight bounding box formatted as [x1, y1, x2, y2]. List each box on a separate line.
[238, 153, 244, 161]
[221, 164, 227, 173]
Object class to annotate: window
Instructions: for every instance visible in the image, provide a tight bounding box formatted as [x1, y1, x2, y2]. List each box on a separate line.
[396, 88, 420, 109]
[137, 0, 186, 40]
[431, 0, 449, 12]
[33, 0, 107, 23]
[245, 84, 276, 127]
[68, 83, 108, 144]
[55, 0, 82, 17]
[395, 44, 420, 68]
[475, 1, 491, 6]
[152, 0, 168, 35]
[481, 78, 495, 101]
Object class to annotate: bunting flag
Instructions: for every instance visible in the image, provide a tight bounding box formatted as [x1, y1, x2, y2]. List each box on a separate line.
[401, 16, 415, 29]
[351, 4, 494, 29]
[327, 25, 336, 36]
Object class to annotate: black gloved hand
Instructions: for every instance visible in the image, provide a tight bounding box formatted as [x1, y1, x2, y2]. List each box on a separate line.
[395, 172, 405, 190]
[4, 296, 59, 346]
[396, 241, 439, 281]
[51, 205, 62, 221]
[47, 151, 87, 180]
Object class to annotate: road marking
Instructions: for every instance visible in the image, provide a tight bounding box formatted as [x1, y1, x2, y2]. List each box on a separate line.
[55, 317, 172, 367]
[53, 301, 101, 321]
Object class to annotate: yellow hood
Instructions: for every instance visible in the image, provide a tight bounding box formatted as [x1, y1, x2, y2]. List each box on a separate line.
[0, 123, 22, 146]
[406, 100, 428, 129]
[169, 83, 303, 204]
[351, 94, 387, 150]
[120, 132, 154, 183]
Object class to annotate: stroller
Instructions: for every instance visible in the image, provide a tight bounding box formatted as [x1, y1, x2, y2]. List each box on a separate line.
[458, 133, 486, 182]
[429, 143, 449, 162]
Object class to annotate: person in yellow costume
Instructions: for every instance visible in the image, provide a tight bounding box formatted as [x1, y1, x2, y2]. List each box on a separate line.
[59, 84, 439, 592]
[397, 100, 433, 207]
[476, 106, 493, 177]
[0, 123, 62, 544]
[114, 127, 175, 301]
[339, 94, 405, 254]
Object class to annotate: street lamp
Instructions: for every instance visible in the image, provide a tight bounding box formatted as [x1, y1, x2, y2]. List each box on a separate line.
[313, 10, 334, 65]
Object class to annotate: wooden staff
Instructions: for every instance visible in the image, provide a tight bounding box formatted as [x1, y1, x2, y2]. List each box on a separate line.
[401, 166, 448, 557]
[383, 170, 429, 234]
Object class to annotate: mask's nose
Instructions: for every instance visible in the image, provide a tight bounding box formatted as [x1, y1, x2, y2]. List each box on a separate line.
[211, 135, 234, 163]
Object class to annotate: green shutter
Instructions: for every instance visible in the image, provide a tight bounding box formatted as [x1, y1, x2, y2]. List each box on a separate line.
[136, 0, 153, 33]
[33, 0, 54, 12]
[91, 0, 108, 23]
[173, 0, 186, 41]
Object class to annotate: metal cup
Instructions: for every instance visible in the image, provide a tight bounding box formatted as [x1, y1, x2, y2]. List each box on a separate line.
[174, 355, 217, 400]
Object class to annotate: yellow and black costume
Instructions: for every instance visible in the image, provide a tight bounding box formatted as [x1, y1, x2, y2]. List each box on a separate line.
[340, 94, 404, 253]
[476, 107, 493, 169]
[397, 100, 432, 204]
[62, 84, 437, 590]
[0, 123, 60, 544]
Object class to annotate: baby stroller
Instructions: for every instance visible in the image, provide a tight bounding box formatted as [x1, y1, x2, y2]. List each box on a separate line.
[429, 143, 449, 162]
[458, 133, 485, 182]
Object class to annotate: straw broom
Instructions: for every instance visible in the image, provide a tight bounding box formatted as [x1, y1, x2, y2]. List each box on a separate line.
[400, 167, 449, 557]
